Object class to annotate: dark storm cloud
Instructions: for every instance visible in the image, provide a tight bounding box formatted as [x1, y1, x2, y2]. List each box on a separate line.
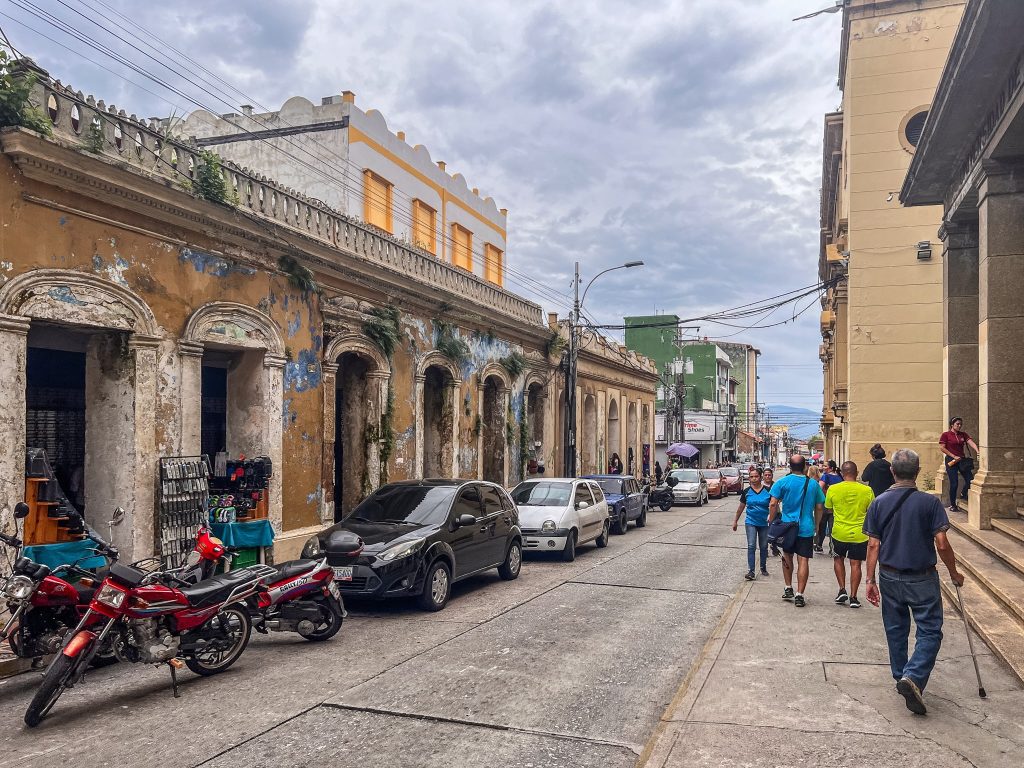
[2, 0, 841, 409]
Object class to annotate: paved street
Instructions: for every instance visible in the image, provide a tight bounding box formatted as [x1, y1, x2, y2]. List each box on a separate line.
[3, 494, 1023, 768]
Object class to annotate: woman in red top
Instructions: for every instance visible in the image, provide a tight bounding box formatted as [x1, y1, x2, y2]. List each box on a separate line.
[939, 416, 980, 513]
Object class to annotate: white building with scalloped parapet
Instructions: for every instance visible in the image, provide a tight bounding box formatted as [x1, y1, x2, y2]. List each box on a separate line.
[182, 92, 508, 287]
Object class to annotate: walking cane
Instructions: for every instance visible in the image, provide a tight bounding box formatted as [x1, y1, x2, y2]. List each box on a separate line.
[954, 583, 987, 698]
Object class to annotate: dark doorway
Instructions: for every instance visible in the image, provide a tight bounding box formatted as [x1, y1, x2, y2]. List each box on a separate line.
[201, 365, 228, 459]
[482, 376, 505, 484]
[423, 365, 451, 478]
[335, 353, 371, 522]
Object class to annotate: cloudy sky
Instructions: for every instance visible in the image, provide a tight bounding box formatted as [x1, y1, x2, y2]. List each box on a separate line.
[2, 0, 842, 415]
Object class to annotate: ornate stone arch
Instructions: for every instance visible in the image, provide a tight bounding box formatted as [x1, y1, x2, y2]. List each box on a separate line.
[417, 351, 462, 384]
[324, 333, 391, 376]
[0, 269, 159, 339]
[478, 362, 511, 392]
[415, 352, 461, 479]
[182, 301, 284, 357]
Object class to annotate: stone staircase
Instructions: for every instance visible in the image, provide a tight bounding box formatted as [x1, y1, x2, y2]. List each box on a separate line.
[939, 507, 1024, 683]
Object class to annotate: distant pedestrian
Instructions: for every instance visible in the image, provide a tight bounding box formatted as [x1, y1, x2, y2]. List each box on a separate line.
[769, 454, 825, 607]
[815, 463, 841, 554]
[609, 453, 623, 474]
[862, 444, 895, 498]
[825, 461, 874, 608]
[865, 449, 964, 716]
[939, 417, 979, 513]
[654, 461, 664, 485]
[732, 467, 771, 580]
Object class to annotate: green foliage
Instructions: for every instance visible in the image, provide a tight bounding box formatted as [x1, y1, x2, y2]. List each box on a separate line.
[473, 414, 482, 438]
[278, 254, 318, 294]
[379, 381, 395, 483]
[545, 331, 567, 359]
[84, 118, 104, 153]
[434, 320, 470, 366]
[506, 404, 516, 446]
[499, 350, 527, 379]
[518, 409, 529, 472]
[0, 50, 51, 135]
[362, 306, 401, 359]
[193, 150, 237, 205]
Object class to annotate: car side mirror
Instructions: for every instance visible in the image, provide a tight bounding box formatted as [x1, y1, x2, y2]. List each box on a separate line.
[576, 500, 588, 510]
[13, 502, 30, 519]
[455, 513, 477, 528]
[666, 476, 679, 487]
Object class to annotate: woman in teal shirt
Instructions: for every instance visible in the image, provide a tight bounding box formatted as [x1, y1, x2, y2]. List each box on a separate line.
[732, 467, 772, 580]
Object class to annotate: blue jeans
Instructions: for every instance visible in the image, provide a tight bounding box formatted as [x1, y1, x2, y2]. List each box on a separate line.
[745, 524, 768, 572]
[945, 457, 974, 507]
[879, 569, 943, 691]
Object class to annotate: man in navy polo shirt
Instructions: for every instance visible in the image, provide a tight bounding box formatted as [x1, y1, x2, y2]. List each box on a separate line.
[865, 448, 964, 716]
[769, 454, 825, 608]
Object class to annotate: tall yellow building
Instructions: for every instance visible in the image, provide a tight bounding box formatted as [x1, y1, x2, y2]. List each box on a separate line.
[820, 0, 965, 473]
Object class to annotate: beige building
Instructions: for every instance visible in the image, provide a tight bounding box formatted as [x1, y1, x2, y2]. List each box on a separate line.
[819, 0, 965, 474]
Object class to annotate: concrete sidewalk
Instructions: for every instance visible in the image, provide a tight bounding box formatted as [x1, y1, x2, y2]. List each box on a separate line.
[639, 549, 1024, 768]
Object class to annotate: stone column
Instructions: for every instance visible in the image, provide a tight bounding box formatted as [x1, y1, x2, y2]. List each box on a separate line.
[937, 218, 979, 499]
[178, 340, 204, 456]
[365, 370, 389, 488]
[969, 163, 1024, 528]
[320, 361, 338, 525]
[129, 336, 160, 560]
[415, 372, 426, 480]
[450, 377, 462, 479]
[498, 384, 510, 485]
[0, 315, 30, 530]
[264, 353, 286, 539]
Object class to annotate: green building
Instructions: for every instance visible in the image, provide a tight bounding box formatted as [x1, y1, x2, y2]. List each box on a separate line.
[623, 315, 680, 375]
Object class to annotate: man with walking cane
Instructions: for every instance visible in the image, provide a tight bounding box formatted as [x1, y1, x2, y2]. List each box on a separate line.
[864, 449, 965, 715]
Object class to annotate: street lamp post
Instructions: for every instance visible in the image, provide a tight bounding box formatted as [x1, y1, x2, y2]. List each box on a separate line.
[563, 260, 644, 477]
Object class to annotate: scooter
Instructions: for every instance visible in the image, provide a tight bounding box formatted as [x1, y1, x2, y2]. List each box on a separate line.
[643, 476, 678, 512]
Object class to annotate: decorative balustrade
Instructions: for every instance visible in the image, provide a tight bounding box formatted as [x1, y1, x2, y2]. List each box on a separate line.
[22, 69, 544, 328]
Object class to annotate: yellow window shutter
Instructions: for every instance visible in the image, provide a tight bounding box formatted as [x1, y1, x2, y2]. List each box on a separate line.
[413, 200, 436, 254]
[451, 224, 473, 271]
[484, 244, 503, 286]
[363, 170, 392, 232]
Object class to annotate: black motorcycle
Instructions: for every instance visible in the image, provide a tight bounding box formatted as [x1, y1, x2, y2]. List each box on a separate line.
[643, 476, 678, 512]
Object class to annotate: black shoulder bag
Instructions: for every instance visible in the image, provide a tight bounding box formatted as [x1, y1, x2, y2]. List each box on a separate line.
[767, 476, 809, 550]
[874, 488, 917, 542]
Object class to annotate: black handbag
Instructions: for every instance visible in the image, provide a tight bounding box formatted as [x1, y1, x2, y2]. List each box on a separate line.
[767, 476, 810, 551]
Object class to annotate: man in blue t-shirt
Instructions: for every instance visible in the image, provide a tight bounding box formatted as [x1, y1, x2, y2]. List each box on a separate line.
[769, 454, 826, 607]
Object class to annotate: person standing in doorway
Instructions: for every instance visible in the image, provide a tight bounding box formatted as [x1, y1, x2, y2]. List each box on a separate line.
[862, 443, 895, 498]
[654, 460, 664, 486]
[769, 454, 825, 608]
[865, 449, 964, 715]
[939, 417, 979, 513]
[609, 453, 623, 474]
[732, 466, 771, 580]
[825, 461, 874, 608]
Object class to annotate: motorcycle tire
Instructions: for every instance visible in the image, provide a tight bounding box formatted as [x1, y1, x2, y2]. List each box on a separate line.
[299, 596, 344, 642]
[659, 500, 673, 512]
[184, 605, 252, 677]
[25, 649, 85, 727]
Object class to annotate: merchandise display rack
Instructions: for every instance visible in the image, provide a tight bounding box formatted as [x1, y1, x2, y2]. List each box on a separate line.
[158, 456, 210, 568]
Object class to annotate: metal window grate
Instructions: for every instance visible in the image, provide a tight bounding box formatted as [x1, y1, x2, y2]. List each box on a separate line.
[904, 111, 928, 147]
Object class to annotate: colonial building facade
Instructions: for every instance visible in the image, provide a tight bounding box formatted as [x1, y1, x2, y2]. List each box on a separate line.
[0, 63, 655, 562]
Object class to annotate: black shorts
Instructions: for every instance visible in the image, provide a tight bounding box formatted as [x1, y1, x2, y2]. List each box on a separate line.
[833, 539, 868, 561]
[783, 535, 814, 559]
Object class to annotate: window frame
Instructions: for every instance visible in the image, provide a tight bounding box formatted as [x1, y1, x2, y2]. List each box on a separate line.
[363, 169, 393, 233]
[451, 222, 473, 272]
[412, 198, 437, 254]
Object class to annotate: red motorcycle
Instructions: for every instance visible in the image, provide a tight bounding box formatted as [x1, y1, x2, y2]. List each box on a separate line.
[24, 555, 277, 727]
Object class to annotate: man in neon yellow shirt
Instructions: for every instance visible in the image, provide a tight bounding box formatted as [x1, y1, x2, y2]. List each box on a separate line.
[825, 460, 875, 608]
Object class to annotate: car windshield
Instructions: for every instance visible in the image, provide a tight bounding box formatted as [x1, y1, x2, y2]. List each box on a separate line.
[701, 470, 721, 479]
[670, 469, 700, 482]
[720, 467, 739, 477]
[344, 484, 457, 526]
[511, 482, 572, 507]
[595, 479, 625, 495]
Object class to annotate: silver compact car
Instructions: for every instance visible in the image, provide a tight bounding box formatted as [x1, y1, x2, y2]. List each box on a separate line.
[510, 478, 610, 561]
[669, 468, 709, 506]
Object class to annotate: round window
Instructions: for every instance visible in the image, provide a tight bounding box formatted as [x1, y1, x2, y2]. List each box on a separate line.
[899, 108, 929, 153]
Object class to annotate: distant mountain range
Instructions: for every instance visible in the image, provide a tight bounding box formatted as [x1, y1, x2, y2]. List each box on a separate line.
[765, 405, 820, 440]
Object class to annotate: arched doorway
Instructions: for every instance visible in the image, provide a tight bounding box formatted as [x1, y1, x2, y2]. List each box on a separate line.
[415, 353, 461, 479]
[627, 401, 638, 475]
[526, 381, 545, 475]
[481, 374, 506, 484]
[607, 398, 620, 472]
[583, 394, 597, 475]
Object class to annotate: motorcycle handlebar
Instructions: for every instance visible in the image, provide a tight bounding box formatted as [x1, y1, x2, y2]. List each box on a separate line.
[0, 532, 21, 548]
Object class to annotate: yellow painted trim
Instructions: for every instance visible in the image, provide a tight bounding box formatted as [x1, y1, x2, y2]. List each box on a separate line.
[349, 125, 507, 239]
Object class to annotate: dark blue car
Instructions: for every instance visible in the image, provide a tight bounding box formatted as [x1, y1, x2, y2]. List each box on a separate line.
[583, 475, 647, 534]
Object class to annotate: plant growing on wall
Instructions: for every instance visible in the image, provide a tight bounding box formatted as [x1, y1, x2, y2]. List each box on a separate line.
[278, 254, 318, 294]
[518, 408, 529, 475]
[506, 404, 516, 447]
[376, 381, 396, 485]
[499, 351, 527, 380]
[0, 49, 51, 135]
[473, 414, 482, 438]
[193, 150, 238, 205]
[362, 306, 401, 359]
[545, 330, 566, 360]
[434, 320, 470, 367]
[84, 118, 104, 153]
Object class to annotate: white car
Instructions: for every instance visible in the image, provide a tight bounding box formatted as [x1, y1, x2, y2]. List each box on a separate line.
[510, 478, 611, 561]
[669, 468, 709, 506]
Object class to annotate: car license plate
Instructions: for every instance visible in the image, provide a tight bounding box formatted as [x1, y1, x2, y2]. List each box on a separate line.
[328, 581, 341, 598]
[332, 566, 353, 581]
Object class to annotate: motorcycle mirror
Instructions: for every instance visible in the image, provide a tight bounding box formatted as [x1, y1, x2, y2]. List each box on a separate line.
[14, 502, 30, 519]
[110, 507, 126, 526]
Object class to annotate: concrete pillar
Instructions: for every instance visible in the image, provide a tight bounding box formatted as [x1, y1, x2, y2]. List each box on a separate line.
[498, 384, 509, 485]
[178, 341, 204, 456]
[415, 372, 427, 480]
[0, 315, 30, 530]
[264, 353, 286, 538]
[320, 361, 338, 524]
[969, 163, 1024, 528]
[129, 336, 160, 559]
[937, 219, 979, 498]
[367, 370, 390, 487]
[450, 377, 461, 479]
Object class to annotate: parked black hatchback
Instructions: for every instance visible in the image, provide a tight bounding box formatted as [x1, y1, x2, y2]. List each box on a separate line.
[301, 480, 523, 611]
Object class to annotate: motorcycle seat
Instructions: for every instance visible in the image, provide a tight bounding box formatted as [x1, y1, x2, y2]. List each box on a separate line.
[179, 568, 262, 608]
[268, 559, 319, 581]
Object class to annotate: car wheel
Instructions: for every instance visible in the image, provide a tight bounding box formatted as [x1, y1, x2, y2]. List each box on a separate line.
[595, 519, 610, 548]
[614, 509, 629, 534]
[417, 560, 451, 611]
[636, 507, 647, 528]
[498, 541, 522, 580]
[561, 530, 577, 562]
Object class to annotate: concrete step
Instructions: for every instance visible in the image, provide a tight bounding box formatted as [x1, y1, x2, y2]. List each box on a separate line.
[948, 510, 1024, 578]
[992, 516, 1024, 547]
[939, 570, 1024, 685]
[947, 528, 1024, 627]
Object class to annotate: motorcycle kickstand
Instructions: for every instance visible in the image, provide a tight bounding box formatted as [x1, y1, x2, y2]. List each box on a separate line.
[168, 658, 184, 698]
